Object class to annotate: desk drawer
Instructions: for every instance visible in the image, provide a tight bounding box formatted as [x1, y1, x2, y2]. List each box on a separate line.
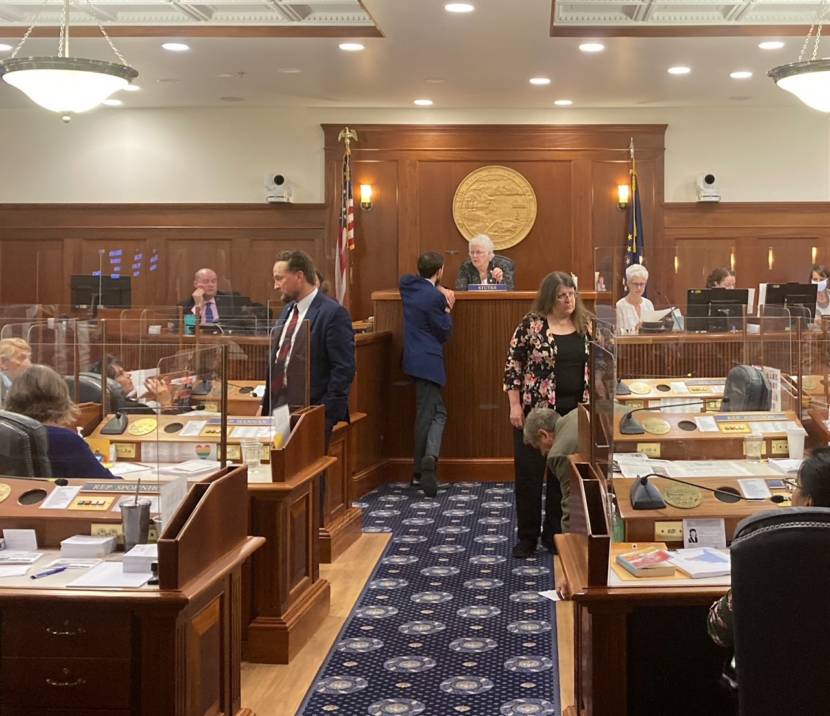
[1, 608, 131, 658]
[1, 657, 131, 708]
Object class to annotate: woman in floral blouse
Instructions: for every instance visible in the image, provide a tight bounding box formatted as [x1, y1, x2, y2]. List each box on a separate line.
[504, 271, 590, 558]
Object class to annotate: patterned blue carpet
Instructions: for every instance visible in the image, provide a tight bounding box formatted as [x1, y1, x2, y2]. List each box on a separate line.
[298, 480, 561, 716]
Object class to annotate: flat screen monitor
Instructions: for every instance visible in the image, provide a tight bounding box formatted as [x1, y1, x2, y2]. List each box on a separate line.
[686, 288, 749, 332]
[70, 275, 132, 308]
[763, 282, 817, 320]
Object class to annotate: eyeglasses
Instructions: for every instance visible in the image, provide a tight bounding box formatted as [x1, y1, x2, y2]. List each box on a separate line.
[784, 478, 800, 491]
[469, 250, 487, 257]
[628, 281, 647, 288]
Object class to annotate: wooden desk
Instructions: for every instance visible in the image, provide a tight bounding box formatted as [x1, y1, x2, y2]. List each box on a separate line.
[0, 466, 263, 716]
[189, 379, 263, 416]
[613, 410, 801, 460]
[617, 377, 724, 409]
[373, 289, 599, 481]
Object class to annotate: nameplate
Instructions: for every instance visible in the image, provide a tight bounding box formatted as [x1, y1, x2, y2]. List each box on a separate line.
[80, 481, 157, 494]
[467, 284, 508, 292]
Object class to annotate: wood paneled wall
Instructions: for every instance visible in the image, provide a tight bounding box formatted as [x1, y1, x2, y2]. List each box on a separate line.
[323, 124, 667, 319]
[658, 203, 830, 307]
[0, 204, 328, 308]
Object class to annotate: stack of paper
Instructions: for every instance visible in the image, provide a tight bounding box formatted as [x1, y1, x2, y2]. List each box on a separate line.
[668, 548, 731, 578]
[123, 544, 158, 573]
[60, 535, 117, 558]
[159, 459, 221, 476]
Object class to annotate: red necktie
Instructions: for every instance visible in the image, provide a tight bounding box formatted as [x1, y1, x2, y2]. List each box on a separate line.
[270, 306, 299, 398]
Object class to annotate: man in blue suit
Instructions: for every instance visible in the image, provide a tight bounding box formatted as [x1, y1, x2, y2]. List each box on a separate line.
[400, 252, 454, 497]
[262, 251, 355, 440]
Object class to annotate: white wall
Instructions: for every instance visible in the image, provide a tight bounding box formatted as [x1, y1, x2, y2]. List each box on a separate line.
[0, 104, 827, 203]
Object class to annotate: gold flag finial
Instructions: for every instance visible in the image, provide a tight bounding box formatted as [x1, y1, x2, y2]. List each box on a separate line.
[338, 126, 359, 155]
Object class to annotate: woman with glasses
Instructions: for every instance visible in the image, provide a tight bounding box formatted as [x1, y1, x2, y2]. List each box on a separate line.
[503, 271, 590, 558]
[615, 263, 654, 334]
[708, 448, 830, 648]
[455, 234, 515, 290]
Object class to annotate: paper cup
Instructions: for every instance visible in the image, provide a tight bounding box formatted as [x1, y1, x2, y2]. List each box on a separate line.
[787, 428, 806, 460]
[241, 441, 262, 467]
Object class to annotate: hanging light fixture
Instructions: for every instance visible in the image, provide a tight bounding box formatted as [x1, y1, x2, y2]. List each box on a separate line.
[769, 1, 830, 112]
[0, 0, 138, 114]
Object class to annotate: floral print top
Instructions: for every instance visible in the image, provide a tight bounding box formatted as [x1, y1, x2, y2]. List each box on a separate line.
[503, 312, 590, 412]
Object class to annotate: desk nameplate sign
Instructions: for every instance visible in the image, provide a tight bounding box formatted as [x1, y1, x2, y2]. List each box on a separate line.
[81, 481, 158, 494]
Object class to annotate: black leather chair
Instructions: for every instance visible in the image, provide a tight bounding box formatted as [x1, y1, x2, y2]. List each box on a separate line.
[731, 507, 830, 715]
[722, 365, 771, 412]
[0, 409, 52, 477]
[65, 371, 125, 410]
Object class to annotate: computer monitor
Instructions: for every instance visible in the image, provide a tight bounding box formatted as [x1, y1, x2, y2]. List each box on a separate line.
[70, 275, 132, 308]
[763, 282, 817, 319]
[686, 288, 749, 332]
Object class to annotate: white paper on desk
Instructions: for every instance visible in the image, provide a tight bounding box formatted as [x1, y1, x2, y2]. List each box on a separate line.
[40, 485, 81, 509]
[109, 462, 153, 477]
[271, 403, 291, 449]
[130, 368, 159, 399]
[667, 461, 754, 478]
[0, 565, 30, 577]
[683, 518, 726, 549]
[768, 458, 802, 474]
[45, 558, 102, 570]
[641, 307, 675, 322]
[66, 561, 151, 589]
[160, 459, 220, 475]
[159, 476, 188, 527]
[659, 398, 701, 414]
[2, 529, 37, 551]
[0, 551, 42, 564]
[538, 589, 563, 602]
[694, 416, 719, 432]
[179, 420, 207, 437]
[738, 478, 772, 499]
[670, 382, 689, 394]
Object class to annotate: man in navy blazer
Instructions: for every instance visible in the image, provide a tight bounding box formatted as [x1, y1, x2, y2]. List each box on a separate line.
[400, 251, 455, 497]
[262, 251, 355, 439]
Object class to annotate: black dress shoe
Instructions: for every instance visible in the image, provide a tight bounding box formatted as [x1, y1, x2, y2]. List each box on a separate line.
[512, 539, 537, 559]
[420, 455, 438, 497]
[540, 535, 557, 554]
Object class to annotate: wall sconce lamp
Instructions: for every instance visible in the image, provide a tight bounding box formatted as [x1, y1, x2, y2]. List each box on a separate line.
[617, 184, 630, 209]
[359, 184, 374, 210]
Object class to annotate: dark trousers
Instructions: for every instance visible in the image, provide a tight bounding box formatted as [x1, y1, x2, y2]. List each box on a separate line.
[513, 426, 563, 543]
[413, 378, 447, 472]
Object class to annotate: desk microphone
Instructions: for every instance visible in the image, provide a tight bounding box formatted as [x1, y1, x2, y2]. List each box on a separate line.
[1, 475, 69, 486]
[619, 399, 715, 435]
[630, 472, 787, 510]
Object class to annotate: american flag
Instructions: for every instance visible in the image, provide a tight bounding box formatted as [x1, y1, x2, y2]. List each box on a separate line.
[335, 149, 355, 305]
[624, 138, 644, 274]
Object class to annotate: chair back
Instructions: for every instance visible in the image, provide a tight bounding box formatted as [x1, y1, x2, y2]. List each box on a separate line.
[731, 507, 830, 715]
[722, 365, 771, 412]
[64, 372, 124, 408]
[0, 409, 52, 477]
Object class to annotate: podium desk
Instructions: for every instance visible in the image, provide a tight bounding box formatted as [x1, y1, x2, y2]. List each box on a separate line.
[617, 377, 725, 410]
[613, 410, 801, 460]
[0, 466, 263, 716]
[372, 289, 599, 480]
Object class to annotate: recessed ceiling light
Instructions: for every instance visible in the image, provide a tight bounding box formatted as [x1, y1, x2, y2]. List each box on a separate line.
[759, 41, 785, 50]
[278, 68, 302, 74]
[162, 42, 190, 52]
[122, 84, 140, 92]
[102, 98, 123, 107]
[529, 77, 551, 86]
[0, 43, 12, 52]
[667, 66, 691, 75]
[445, 3, 475, 12]
[414, 98, 433, 106]
[339, 42, 365, 52]
[579, 42, 604, 53]
[554, 99, 573, 106]
[730, 70, 753, 79]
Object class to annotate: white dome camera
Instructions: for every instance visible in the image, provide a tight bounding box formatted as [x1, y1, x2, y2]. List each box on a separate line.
[696, 173, 721, 202]
[264, 173, 293, 203]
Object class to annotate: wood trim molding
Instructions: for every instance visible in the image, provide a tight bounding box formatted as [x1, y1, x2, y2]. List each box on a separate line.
[0, 25, 383, 38]
[665, 202, 830, 230]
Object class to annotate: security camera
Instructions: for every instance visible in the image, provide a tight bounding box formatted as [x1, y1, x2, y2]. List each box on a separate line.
[696, 173, 721, 202]
[264, 173, 293, 203]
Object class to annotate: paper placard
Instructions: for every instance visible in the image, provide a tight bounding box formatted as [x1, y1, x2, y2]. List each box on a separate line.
[2, 529, 37, 551]
[683, 518, 726, 549]
[40, 485, 81, 510]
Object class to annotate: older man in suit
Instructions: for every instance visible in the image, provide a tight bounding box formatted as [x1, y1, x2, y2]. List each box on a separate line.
[262, 251, 355, 440]
[400, 252, 455, 497]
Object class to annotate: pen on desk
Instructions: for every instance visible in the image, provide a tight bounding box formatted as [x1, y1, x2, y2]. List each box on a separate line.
[30, 565, 68, 580]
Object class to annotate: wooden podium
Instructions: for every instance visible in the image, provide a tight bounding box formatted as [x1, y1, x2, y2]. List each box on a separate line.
[0, 466, 263, 716]
[243, 405, 333, 664]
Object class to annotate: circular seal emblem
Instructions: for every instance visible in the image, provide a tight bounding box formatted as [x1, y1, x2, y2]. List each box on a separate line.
[452, 165, 537, 250]
[663, 483, 703, 509]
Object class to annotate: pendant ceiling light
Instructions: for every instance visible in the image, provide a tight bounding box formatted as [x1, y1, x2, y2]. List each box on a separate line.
[769, 2, 830, 112]
[0, 0, 138, 114]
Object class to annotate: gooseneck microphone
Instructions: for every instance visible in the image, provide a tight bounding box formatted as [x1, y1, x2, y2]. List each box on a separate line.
[630, 472, 787, 510]
[619, 399, 712, 435]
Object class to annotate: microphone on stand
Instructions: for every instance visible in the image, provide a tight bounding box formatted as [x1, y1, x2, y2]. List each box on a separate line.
[619, 399, 716, 435]
[630, 472, 787, 510]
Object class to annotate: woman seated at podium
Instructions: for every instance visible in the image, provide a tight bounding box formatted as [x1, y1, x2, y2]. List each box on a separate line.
[811, 264, 830, 318]
[615, 263, 654, 334]
[504, 271, 590, 558]
[5, 365, 115, 479]
[706, 267, 736, 289]
[455, 234, 515, 290]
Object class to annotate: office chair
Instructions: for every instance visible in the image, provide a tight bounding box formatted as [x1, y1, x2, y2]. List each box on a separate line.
[730, 507, 830, 716]
[65, 372, 125, 410]
[721, 365, 771, 412]
[0, 409, 52, 477]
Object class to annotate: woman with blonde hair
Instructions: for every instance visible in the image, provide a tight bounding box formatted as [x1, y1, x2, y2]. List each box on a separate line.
[504, 271, 590, 558]
[616, 263, 654, 334]
[5, 365, 114, 478]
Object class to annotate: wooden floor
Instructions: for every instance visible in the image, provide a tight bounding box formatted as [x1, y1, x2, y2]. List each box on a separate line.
[241, 533, 390, 716]
[240, 539, 576, 716]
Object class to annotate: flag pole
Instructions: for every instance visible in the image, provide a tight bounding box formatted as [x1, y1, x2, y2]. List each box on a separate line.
[336, 127, 358, 306]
